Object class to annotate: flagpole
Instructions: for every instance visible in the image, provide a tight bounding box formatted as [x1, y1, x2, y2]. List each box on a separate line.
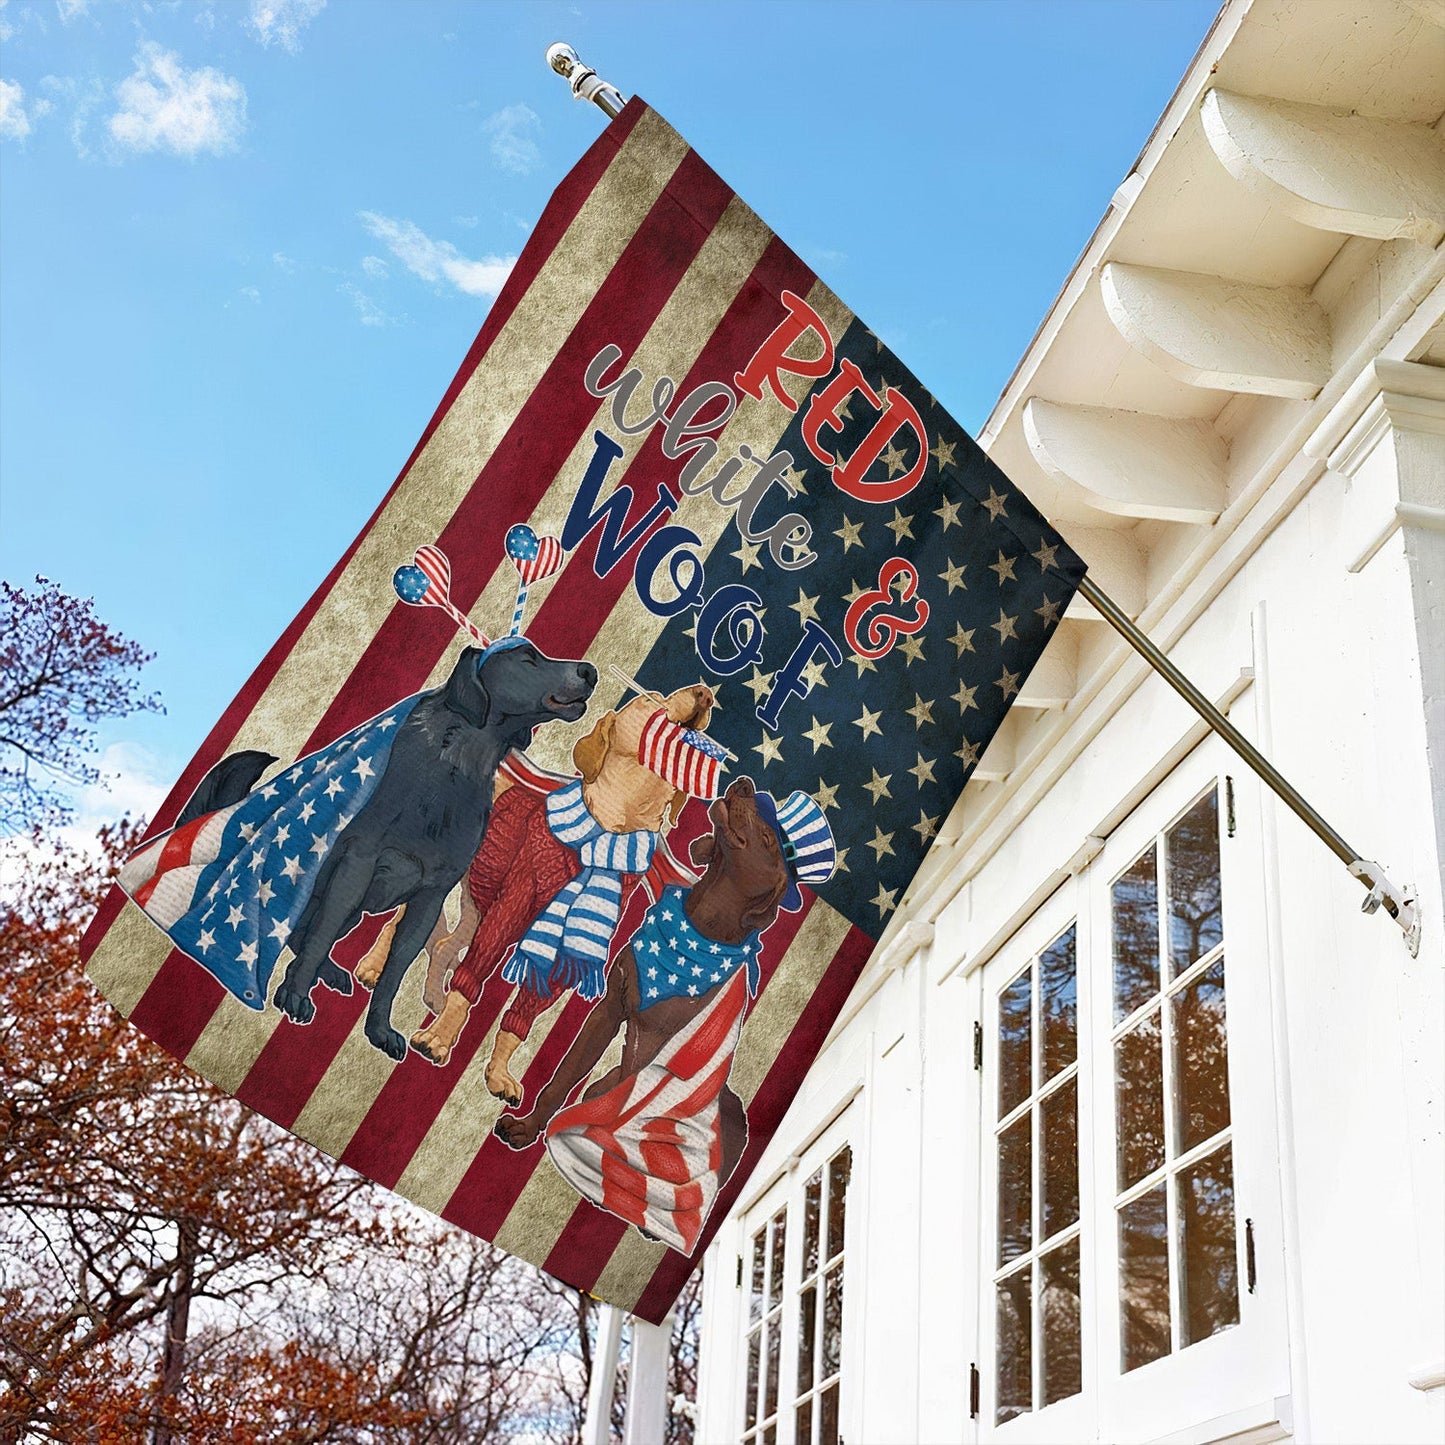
[1078, 576, 1418, 953]
[542, 43, 1421, 960]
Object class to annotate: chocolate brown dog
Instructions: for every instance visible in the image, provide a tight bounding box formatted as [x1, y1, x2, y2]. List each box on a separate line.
[494, 776, 793, 1249]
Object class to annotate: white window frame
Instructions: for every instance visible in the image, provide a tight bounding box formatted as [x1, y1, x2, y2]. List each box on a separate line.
[734, 1106, 860, 1445]
[979, 743, 1290, 1442]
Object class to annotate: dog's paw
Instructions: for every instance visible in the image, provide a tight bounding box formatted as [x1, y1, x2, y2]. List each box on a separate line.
[316, 958, 353, 996]
[275, 985, 315, 1025]
[494, 1115, 541, 1151]
[365, 1021, 407, 1061]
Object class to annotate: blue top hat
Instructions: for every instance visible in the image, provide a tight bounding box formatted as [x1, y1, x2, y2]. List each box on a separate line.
[754, 789, 837, 912]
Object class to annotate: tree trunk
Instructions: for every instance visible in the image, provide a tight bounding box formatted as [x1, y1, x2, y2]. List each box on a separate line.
[151, 1217, 198, 1445]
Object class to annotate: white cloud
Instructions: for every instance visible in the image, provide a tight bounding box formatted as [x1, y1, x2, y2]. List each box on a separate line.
[248, 0, 325, 52]
[358, 211, 515, 299]
[272, 249, 297, 272]
[239, 285, 261, 303]
[55, 0, 89, 21]
[340, 282, 390, 327]
[108, 45, 246, 158]
[0, 742, 175, 900]
[0, 78, 34, 141]
[483, 102, 541, 174]
[452, 214, 479, 229]
[360, 253, 387, 280]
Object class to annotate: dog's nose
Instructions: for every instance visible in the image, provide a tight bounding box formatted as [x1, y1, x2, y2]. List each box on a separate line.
[576, 661, 598, 690]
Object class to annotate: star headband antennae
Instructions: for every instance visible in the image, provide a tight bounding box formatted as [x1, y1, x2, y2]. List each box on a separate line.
[504, 524, 566, 636]
[392, 545, 492, 647]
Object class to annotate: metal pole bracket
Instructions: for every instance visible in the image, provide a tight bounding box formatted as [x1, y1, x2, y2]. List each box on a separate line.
[546, 43, 626, 119]
[1348, 859, 1421, 957]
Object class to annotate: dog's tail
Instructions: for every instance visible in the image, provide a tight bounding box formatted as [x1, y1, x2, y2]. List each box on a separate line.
[175, 750, 278, 828]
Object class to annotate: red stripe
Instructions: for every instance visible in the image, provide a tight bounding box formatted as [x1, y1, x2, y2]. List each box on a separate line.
[137, 148, 735, 1116]
[79, 105, 643, 984]
[630, 923, 876, 1324]
[302, 235, 817, 1187]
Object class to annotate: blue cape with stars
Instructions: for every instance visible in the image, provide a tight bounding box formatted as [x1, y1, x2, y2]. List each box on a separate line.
[628, 885, 762, 1010]
[135, 698, 421, 1008]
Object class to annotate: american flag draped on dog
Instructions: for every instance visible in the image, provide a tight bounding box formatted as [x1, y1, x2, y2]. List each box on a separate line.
[82, 99, 1085, 1321]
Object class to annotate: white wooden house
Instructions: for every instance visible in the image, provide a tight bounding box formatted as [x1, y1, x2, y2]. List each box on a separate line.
[689, 2, 1445, 1440]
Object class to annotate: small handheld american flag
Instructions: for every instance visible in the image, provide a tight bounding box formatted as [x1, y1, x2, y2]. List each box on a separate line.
[639, 708, 727, 799]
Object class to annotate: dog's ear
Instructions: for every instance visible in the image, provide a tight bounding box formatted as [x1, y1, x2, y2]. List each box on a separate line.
[740, 892, 783, 935]
[689, 833, 717, 867]
[443, 650, 490, 728]
[505, 724, 535, 751]
[666, 787, 688, 830]
[572, 711, 616, 783]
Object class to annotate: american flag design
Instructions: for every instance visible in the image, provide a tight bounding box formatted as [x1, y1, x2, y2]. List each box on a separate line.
[506, 524, 567, 586]
[638, 707, 725, 800]
[82, 100, 1085, 1323]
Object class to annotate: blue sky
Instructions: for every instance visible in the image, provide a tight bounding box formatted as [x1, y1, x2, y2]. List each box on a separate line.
[0, 0, 1217, 823]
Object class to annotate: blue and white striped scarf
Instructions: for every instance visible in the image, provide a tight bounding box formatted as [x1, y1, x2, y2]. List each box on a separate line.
[503, 779, 656, 1002]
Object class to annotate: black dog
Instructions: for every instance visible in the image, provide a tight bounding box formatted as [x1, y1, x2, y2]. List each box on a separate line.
[256, 640, 596, 1058]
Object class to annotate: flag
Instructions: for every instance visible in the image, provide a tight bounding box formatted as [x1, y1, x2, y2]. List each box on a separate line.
[82, 98, 1085, 1323]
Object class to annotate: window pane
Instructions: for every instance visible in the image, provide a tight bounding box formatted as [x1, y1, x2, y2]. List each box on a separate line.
[803, 1170, 822, 1279]
[999, 970, 1032, 1117]
[745, 1329, 760, 1428]
[1167, 790, 1222, 973]
[797, 1283, 816, 1394]
[998, 1113, 1032, 1265]
[763, 1426, 775, 1445]
[1042, 1238, 1082, 1407]
[769, 1210, 787, 1309]
[819, 1383, 839, 1445]
[1041, 924, 1077, 1080]
[1042, 1076, 1079, 1238]
[1173, 957, 1230, 1153]
[764, 1319, 780, 1419]
[826, 1146, 851, 1263]
[1119, 1185, 1171, 1373]
[1115, 1011, 1165, 1189]
[795, 1398, 813, 1445]
[995, 1266, 1032, 1424]
[822, 1264, 844, 1377]
[1113, 844, 1160, 1022]
[1179, 1146, 1240, 1347]
[750, 1229, 766, 1324]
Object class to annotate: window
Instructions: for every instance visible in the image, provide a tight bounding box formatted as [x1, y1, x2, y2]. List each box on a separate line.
[981, 755, 1288, 1438]
[743, 1206, 787, 1445]
[993, 923, 1083, 1424]
[1111, 787, 1238, 1372]
[737, 1116, 854, 1445]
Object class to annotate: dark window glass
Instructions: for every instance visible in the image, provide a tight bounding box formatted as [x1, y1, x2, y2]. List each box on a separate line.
[1042, 1077, 1079, 1238]
[797, 1283, 816, 1393]
[1041, 924, 1077, 1081]
[822, 1265, 844, 1377]
[1167, 792, 1222, 973]
[827, 1147, 851, 1263]
[1179, 1146, 1240, 1347]
[1119, 1185, 1171, 1373]
[1113, 845, 1160, 1022]
[995, 1267, 1032, 1424]
[1041, 1238, 1083, 1406]
[998, 1114, 1032, 1265]
[1173, 958, 1230, 1152]
[795, 1399, 813, 1445]
[764, 1319, 780, 1419]
[819, 1383, 839, 1445]
[750, 1228, 765, 1324]
[768, 1210, 786, 1308]
[802, 1171, 821, 1280]
[1115, 1011, 1165, 1189]
[999, 971, 1032, 1117]
[745, 1329, 760, 1429]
